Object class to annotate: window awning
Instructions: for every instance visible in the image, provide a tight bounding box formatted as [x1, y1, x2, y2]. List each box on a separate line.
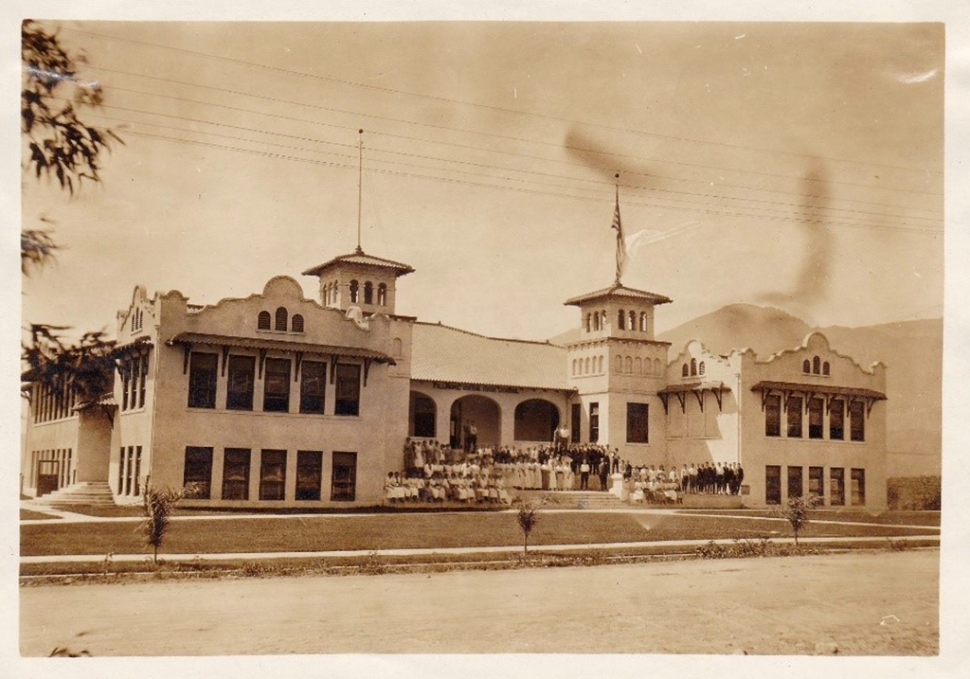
[166, 332, 395, 364]
[750, 380, 886, 415]
[658, 380, 730, 413]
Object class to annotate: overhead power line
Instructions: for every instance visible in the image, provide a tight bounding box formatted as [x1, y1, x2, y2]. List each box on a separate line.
[65, 25, 943, 178]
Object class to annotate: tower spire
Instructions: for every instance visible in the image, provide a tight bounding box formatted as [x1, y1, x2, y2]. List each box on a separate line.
[356, 129, 364, 255]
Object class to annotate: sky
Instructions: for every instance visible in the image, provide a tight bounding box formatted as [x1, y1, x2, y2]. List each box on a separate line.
[18, 19, 945, 343]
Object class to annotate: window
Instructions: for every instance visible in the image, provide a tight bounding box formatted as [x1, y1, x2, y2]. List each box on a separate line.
[263, 358, 291, 412]
[626, 403, 649, 443]
[258, 311, 271, 330]
[823, 361, 830, 376]
[586, 357, 592, 374]
[629, 310, 636, 330]
[296, 451, 322, 501]
[130, 357, 140, 410]
[275, 307, 288, 331]
[618, 310, 626, 330]
[299, 361, 326, 414]
[331, 452, 357, 501]
[690, 358, 697, 376]
[183, 447, 213, 499]
[589, 402, 600, 443]
[624, 357, 632, 374]
[765, 465, 781, 505]
[808, 398, 824, 439]
[121, 363, 129, 411]
[809, 466, 824, 499]
[803, 359, 811, 374]
[699, 361, 705, 376]
[849, 401, 865, 441]
[226, 355, 255, 410]
[393, 338, 403, 357]
[585, 314, 591, 332]
[635, 357, 642, 374]
[640, 312, 647, 332]
[788, 466, 803, 499]
[349, 280, 359, 304]
[377, 283, 387, 306]
[570, 403, 581, 443]
[188, 353, 218, 409]
[259, 450, 287, 501]
[829, 399, 845, 440]
[334, 364, 361, 416]
[851, 468, 866, 505]
[222, 448, 251, 500]
[830, 468, 845, 506]
[813, 356, 821, 374]
[765, 394, 781, 437]
[364, 281, 373, 304]
[787, 396, 803, 438]
[139, 353, 148, 408]
[411, 394, 436, 438]
[291, 314, 304, 333]
[571, 359, 577, 376]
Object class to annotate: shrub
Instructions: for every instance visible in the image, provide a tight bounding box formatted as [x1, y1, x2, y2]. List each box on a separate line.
[139, 484, 186, 565]
[887, 476, 941, 511]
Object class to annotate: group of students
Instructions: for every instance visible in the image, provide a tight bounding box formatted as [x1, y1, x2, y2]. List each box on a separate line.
[384, 470, 512, 504]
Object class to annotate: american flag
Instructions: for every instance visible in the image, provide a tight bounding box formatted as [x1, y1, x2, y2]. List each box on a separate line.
[611, 187, 625, 284]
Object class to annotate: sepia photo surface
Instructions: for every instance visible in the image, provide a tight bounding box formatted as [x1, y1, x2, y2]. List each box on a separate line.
[6, 2, 969, 677]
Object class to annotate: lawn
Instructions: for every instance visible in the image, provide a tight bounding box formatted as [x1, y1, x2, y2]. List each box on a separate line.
[20, 511, 940, 558]
[675, 509, 941, 527]
[20, 509, 60, 521]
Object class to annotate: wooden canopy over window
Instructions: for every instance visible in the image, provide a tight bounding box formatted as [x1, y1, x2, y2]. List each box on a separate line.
[658, 381, 730, 413]
[750, 380, 886, 416]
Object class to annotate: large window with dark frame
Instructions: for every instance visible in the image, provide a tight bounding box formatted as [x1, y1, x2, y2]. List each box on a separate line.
[188, 352, 218, 409]
[570, 403, 581, 443]
[808, 397, 824, 439]
[226, 355, 255, 411]
[829, 399, 845, 440]
[787, 396, 803, 438]
[765, 394, 781, 437]
[262, 358, 291, 413]
[589, 402, 600, 443]
[849, 400, 865, 441]
[299, 361, 326, 414]
[626, 402, 649, 443]
[787, 465, 803, 499]
[410, 394, 436, 438]
[334, 364, 361, 416]
[183, 446, 213, 499]
[808, 466, 824, 499]
[296, 450, 323, 501]
[222, 448, 251, 500]
[830, 467, 845, 506]
[765, 465, 781, 505]
[850, 468, 866, 505]
[331, 452, 357, 501]
[259, 449, 287, 501]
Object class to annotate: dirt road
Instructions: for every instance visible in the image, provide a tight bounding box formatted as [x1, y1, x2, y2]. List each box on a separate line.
[20, 550, 938, 656]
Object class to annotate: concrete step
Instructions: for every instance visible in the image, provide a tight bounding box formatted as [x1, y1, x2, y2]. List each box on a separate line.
[37, 482, 118, 507]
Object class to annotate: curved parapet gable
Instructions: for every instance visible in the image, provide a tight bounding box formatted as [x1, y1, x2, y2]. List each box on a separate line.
[759, 330, 880, 376]
[262, 276, 307, 300]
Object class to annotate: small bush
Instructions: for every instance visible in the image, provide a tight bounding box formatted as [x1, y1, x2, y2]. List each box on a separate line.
[887, 476, 941, 511]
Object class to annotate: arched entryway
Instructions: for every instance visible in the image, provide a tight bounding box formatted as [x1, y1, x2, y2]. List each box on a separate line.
[449, 395, 501, 451]
[513, 398, 561, 442]
[409, 391, 437, 439]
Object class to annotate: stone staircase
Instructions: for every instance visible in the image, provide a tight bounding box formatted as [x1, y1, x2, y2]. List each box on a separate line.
[516, 490, 630, 510]
[35, 481, 117, 508]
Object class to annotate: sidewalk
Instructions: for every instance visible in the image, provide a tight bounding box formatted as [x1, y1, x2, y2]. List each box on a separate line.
[20, 533, 939, 565]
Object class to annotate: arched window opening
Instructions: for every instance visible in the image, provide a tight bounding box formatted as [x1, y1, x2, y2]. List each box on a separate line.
[625, 357, 633, 374]
[601, 311, 607, 329]
[586, 313, 592, 333]
[393, 337, 403, 357]
[823, 361, 830, 376]
[813, 356, 821, 374]
[629, 311, 636, 331]
[275, 307, 288, 331]
[690, 358, 697, 376]
[635, 357, 642, 374]
[598, 356, 604, 373]
[291, 314, 304, 333]
[803, 359, 811, 374]
[572, 359, 577, 376]
[618, 310, 626, 330]
[377, 283, 387, 306]
[258, 311, 271, 330]
[614, 356, 622, 373]
[585, 357, 591, 374]
[640, 312, 648, 332]
[699, 361, 706, 376]
[364, 281, 374, 304]
[349, 280, 359, 304]
[682, 364, 689, 377]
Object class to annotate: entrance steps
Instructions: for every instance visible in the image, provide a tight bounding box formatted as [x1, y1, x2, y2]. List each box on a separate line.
[36, 482, 117, 508]
[516, 490, 629, 510]
[678, 493, 744, 510]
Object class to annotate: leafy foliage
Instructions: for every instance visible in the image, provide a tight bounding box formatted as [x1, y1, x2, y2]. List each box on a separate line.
[513, 497, 553, 554]
[21, 324, 116, 405]
[887, 476, 941, 511]
[21, 20, 123, 271]
[782, 494, 821, 545]
[140, 484, 187, 565]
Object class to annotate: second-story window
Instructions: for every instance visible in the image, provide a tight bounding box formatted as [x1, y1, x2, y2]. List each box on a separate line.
[226, 355, 255, 411]
[263, 358, 291, 413]
[188, 352, 217, 409]
[275, 307, 288, 331]
[291, 314, 304, 333]
[334, 364, 361, 416]
[258, 311, 271, 330]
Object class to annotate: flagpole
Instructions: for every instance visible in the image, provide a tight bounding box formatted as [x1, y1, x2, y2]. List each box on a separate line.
[613, 172, 623, 286]
[356, 129, 364, 255]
